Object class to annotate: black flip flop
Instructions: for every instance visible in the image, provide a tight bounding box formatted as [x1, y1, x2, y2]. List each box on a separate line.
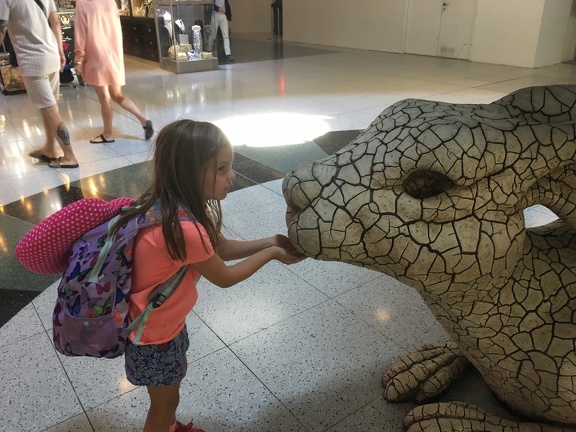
[143, 120, 153, 141]
[29, 150, 55, 163]
[49, 157, 79, 169]
[90, 134, 115, 144]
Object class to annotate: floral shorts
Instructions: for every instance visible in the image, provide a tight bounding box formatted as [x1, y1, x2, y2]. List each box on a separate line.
[125, 326, 189, 386]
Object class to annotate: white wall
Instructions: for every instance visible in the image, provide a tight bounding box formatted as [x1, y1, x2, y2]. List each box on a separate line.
[282, 0, 407, 53]
[562, 0, 576, 61]
[471, 0, 574, 67]
[404, 0, 442, 56]
[229, 0, 271, 34]
[534, 0, 573, 66]
[233, 0, 576, 67]
[470, 0, 544, 67]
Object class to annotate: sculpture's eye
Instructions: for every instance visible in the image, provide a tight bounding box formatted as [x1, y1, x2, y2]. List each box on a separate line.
[402, 169, 455, 199]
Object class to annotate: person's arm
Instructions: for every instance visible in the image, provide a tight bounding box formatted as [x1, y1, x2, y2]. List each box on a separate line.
[225, 0, 231, 21]
[0, 20, 7, 45]
[47, 11, 65, 69]
[0, 23, 6, 46]
[193, 244, 303, 288]
[72, 6, 85, 73]
[215, 233, 303, 261]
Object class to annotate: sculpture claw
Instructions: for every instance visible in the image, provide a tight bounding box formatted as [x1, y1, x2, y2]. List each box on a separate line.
[404, 402, 573, 432]
[382, 340, 469, 403]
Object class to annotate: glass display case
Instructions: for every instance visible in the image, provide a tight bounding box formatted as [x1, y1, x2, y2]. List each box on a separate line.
[153, 0, 218, 73]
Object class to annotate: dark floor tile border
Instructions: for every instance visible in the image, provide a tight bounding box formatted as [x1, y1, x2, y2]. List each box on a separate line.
[215, 36, 341, 65]
[0, 289, 45, 328]
[314, 130, 362, 155]
[0, 185, 118, 225]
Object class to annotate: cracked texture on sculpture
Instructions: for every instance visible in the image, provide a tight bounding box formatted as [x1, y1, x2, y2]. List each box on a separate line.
[283, 85, 576, 432]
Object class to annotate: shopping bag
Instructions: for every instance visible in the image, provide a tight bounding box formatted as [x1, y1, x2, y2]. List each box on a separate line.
[0, 64, 26, 95]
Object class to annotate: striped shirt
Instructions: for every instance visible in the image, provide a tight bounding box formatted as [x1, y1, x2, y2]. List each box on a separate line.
[0, 0, 60, 77]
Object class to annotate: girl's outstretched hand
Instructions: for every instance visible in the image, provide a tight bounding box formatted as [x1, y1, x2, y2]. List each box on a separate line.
[272, 234, 306, 264]
[270, 246, 306, 265]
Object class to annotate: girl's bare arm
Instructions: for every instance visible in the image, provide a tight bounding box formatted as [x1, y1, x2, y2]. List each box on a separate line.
[192, 245, 303, 288]
[215, 233, 302, 261]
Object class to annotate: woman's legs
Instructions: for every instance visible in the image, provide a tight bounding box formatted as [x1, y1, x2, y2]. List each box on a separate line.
[92, 85, 114, 140]
[108, 85, 148, 126]
[92, 85, 151, 141]
[144, 380, 181, 432]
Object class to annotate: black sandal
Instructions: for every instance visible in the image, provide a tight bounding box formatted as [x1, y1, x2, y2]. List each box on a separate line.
[90, 134, 115, 143]
[143, 120, 153, 140]
[29, 150, 55, 163]
[49, 157, 79, 169]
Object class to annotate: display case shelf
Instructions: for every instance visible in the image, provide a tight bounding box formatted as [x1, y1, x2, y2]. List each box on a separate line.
[161, 57, 217, 73]
[153, 0, 218, 73]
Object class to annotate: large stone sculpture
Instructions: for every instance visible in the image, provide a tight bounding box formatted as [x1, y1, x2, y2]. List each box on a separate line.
[282, 85, 576, 431]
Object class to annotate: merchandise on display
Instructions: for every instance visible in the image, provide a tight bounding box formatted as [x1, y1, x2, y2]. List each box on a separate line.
[56, 0, 75, 9]
[139, 0, 219, 73]
[156, 10, 214, 63]
[162, 11, 173, 37]
[191, 25, 202, 59]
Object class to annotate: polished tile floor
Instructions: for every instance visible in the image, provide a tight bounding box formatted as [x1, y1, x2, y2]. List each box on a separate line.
[0, 34, 572, 431]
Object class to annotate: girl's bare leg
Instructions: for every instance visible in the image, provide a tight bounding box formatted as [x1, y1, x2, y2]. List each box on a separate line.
[144, 380, 181, 432]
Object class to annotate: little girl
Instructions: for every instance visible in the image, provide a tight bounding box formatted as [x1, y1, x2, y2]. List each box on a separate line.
[111, 119, 305, 432]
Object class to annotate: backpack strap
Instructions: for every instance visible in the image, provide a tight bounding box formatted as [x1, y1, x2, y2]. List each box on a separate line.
[32, 0, 47, 18]
[128, 264, 190, 344]
[86, 203, 187, 283]
[87, 213, 124, 283]
[87, 202, 192, 341]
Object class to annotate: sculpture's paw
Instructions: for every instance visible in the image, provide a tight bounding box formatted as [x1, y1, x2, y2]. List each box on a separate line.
[404, 402, 570, 432]
[382, 340, 469, 402]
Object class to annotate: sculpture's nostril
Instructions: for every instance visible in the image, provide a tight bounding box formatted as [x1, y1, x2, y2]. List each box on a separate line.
[284, 160, 337, 214]
[283, 173, 312, 212]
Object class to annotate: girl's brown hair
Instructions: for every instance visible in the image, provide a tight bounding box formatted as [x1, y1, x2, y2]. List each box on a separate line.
[111, 119, 231, 261]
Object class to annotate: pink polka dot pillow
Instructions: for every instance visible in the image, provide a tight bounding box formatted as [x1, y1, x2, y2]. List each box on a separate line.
[15, 197, 134, 275]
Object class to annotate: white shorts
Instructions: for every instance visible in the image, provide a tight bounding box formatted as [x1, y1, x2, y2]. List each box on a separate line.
[22, 72, 60, 110]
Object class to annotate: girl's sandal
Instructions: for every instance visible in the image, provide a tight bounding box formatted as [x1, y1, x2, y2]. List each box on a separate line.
[174, 420, 205, 432]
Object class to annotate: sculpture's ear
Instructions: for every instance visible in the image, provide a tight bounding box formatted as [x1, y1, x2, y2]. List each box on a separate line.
[402, 169, 455, 199]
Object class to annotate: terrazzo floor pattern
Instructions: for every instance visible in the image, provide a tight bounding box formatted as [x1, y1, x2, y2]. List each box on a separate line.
[0, 34, 573, 431]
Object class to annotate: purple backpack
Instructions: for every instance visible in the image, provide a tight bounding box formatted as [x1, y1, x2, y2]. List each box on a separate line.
[53, 201, 190, 359]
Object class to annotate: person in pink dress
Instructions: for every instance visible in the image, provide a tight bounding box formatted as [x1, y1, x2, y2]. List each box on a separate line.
[74, 0, 153, 143]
